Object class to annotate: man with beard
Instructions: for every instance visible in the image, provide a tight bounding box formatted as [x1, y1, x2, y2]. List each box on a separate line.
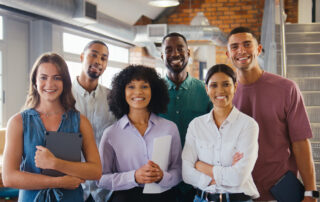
[227, 27, 318, 202]
[159, 32, 212, 202]
[72, 40, 115, 202]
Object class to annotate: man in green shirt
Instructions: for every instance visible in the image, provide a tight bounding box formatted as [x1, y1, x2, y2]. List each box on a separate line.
[160, 32, 212, 202]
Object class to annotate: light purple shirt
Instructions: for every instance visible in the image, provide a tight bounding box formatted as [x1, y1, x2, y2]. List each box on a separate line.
[97, 113, 182, 191]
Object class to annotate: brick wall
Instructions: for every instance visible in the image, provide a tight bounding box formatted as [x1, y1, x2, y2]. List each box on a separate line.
[166, 0, 298, 64]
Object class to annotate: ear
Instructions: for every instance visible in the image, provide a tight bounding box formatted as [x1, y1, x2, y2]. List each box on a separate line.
[205, 84, 209, 94]
[80, 52, 84, 62]
[234, 82, 238, 92]
[257, 44, 263, 56]
[161, 52, 164, 60]
[187, 48, 191, 57]
[226, 50, 230, 58]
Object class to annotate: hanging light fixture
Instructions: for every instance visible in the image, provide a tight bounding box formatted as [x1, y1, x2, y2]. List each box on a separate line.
[148, 0, 179, 7]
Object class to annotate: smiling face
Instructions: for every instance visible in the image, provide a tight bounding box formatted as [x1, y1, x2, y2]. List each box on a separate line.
[161, 36, 190, 75]
[36, 62, 63, 104]
[226, 32, 262, 72]
[81, 43, 109, 80]
[206, 72, 237, 110]
[125, 79, 152, 112]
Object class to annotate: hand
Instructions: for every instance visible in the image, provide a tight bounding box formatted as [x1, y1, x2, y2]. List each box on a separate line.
[209, 178, 216, 185]
[232, 152, 243, 166]
[34, 145, 56, 169]
[58, 175, 85, 190]
[134, 160, 163, 184]
[302, 196, 317, 202]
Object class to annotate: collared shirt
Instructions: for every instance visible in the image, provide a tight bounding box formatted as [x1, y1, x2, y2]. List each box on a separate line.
[72, 78, 116, 202]
[97, 113, 182, 191]
[160, 74, 212, 146]
[182, 107, 259, 199]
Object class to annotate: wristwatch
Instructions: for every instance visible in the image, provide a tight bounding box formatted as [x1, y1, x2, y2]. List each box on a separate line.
[304, 190, 320, 198]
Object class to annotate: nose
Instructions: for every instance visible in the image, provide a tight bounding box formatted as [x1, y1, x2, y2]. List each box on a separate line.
[238, 45, 246, 54]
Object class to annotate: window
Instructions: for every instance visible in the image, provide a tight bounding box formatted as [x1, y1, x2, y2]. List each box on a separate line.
[63, 32, 129, 88]
[63, 33, 91, 55]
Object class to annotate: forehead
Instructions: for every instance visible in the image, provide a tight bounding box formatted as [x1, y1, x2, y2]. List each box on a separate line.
[86, 43, 109, 55]
[163, 36, 187, 48]
[208, 72, 232, 82]
[37, 62, 59, 75]
[228, 32, 257, 45]
[128, 79, 149, 84]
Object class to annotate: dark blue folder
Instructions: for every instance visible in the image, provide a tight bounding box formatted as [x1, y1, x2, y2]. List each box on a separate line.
[41, 131, 82, 177]
[270, 171, 305, 202]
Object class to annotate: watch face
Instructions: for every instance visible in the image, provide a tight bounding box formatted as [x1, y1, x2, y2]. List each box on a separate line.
[312, 191, 319, 198]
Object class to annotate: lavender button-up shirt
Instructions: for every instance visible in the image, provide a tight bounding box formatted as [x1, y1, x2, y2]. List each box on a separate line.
[97, 113, 182, 191]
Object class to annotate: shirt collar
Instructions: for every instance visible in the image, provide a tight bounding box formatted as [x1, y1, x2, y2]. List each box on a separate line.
[73, 77, 100, 97]
[165, 73, 192, 90]
[206, 106, 240, 125]
[119, 113, 157, 129]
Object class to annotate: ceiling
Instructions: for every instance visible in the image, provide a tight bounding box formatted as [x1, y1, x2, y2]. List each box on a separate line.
[95, 0, 167, 25]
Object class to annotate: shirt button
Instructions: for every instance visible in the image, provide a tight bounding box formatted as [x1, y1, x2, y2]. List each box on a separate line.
[177, 96, 180, 100]
[176, 111, 179, 114]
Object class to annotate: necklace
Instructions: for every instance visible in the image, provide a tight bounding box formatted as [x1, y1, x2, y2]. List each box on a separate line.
[38, 110, 63, 117]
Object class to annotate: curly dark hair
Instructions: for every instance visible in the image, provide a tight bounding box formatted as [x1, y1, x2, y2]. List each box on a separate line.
[108, 65, 169, 119]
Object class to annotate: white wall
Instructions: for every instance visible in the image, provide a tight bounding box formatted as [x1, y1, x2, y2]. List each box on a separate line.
[2, 14, 29, 125]
[298, 0, 313, 23]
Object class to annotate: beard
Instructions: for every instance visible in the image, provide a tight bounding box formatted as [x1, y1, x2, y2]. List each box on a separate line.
[87, 65, 101, 79]
[166, 59, 188, 74]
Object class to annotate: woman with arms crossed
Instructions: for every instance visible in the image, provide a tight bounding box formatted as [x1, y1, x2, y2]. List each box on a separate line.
[2, 53, 102, 201]
[182, 64, 259, 202]
[97, 65, 182, 202]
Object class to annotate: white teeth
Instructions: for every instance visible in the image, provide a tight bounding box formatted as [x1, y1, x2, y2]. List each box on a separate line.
[238, 57, 248, 61]
[44, 90, 56, 92]
[216, 96, 226, 99]
[133, 98, 144, 101]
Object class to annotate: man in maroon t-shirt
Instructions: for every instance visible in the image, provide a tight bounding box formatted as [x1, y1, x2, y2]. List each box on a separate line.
[226, 26, 317, 202]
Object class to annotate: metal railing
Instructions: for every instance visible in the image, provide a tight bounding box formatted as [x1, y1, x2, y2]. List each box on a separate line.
[279, 0, 287, 78]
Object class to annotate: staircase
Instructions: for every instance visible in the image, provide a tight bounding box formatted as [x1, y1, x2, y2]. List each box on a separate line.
[277, 23, 320, 190]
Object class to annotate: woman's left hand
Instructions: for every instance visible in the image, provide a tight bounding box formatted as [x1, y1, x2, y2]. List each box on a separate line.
[34, 145, 56, 169]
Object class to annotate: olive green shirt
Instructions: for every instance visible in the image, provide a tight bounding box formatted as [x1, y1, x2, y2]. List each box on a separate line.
[160, 74, 212, 146]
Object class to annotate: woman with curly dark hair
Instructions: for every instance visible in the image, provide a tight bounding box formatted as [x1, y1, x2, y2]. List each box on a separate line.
[97, 65, 182, 202]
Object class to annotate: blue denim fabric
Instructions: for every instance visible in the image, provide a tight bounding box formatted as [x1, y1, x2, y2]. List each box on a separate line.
[193, 192, 253, 202]
[18, 109, 84, 202]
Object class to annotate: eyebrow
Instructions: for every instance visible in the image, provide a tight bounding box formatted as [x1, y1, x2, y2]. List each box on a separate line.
[91, 49, 108, 57]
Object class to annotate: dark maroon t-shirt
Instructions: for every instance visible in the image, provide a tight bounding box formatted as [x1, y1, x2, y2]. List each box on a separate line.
[233, 71, 312, 200]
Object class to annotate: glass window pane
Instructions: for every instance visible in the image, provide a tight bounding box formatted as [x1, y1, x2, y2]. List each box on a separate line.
[99, 67, 122, 89]
[63, 33, 92, 55]
[66, 61, 82, 82]
[108, 44, 129, 63]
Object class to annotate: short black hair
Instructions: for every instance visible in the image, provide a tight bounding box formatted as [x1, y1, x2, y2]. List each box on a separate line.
[227, 27, 258, 42]
[162, 32, 188, 46]
[205, 64, 236, 85]
[83, 40, 108, 53]
[108, 65, 169, 119]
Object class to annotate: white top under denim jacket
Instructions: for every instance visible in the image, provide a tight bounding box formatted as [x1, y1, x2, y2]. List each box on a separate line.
[182, 107, 260, 199]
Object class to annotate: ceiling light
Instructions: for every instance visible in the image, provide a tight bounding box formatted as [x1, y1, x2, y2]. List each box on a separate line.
[149, 0, 180, 7]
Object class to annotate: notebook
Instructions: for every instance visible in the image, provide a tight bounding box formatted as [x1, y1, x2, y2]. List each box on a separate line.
[270, 171, 305, 202]
[41, 131, 82, 177]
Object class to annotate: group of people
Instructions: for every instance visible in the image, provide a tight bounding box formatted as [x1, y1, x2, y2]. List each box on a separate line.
[1, 26, 317, 202]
